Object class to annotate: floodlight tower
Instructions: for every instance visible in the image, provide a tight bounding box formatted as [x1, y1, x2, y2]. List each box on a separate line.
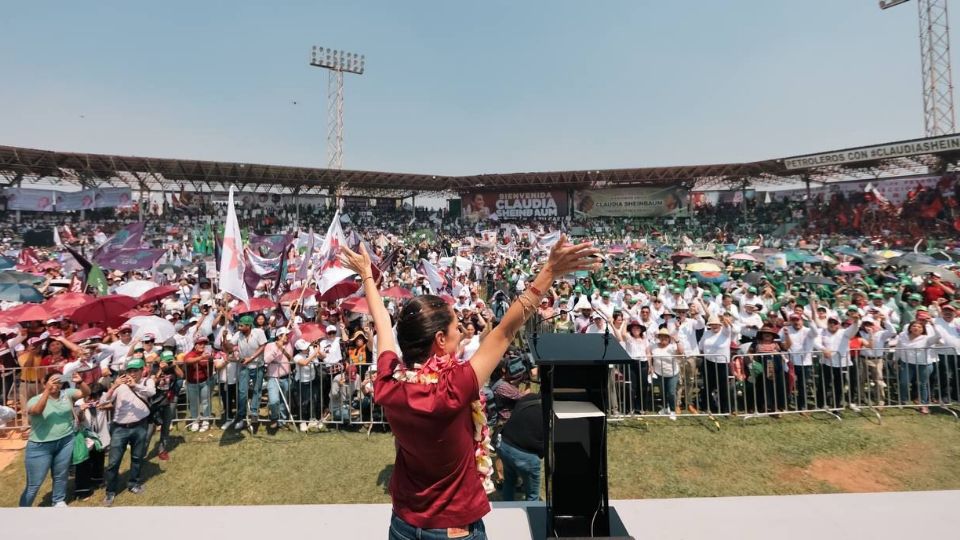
[881, 0, 956, 136]
[309, 46, 365, 170]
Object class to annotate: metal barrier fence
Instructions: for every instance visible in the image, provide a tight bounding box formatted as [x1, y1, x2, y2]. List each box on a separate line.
[2, 345, 958, 434]
[0, 362, 389, 434]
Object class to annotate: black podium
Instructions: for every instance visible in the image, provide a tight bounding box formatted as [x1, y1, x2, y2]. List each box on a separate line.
[529, 332, 634, 539]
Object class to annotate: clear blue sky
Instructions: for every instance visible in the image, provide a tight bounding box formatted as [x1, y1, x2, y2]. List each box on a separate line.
[0, 1, 943, 176]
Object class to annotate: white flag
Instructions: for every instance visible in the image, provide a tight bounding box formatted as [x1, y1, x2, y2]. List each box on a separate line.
[53, 227, 63, 247]
[315, 210, 356, 294]
[219, 187, 249, 304]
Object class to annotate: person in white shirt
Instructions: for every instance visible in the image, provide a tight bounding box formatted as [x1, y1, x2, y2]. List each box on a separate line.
[584, 314, 608, 335]
[858, 314, 896, 406]
[814, 314, 861, 410]
[292, 339, 321, 431]
[317, 324, 344, 415]
[780, 314, 818, 411]
[932, 303, 960, 403]
[615, 320, 651, 413]
[650, 328, 684, 420]
[699, 314, 736, 414]
[894, 319, 942, 413]
[224, 315, 268, 430]
[674, 302, 705, 413]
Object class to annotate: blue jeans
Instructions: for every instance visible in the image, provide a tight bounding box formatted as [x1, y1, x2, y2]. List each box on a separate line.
[899, 362, 933, 405]
[105, 421, 148, 495]
[389, 513, 486, 540]
[19, 434, 73, 506]
[498, 440, 541, 501]
[659, 375, 679, 411]
[237, 366, 264, 420]
[187, 380, 212, 421]
[266, 377, 290, 421]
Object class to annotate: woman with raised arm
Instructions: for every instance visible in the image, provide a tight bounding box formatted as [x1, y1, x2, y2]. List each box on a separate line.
[340, 236, 598, 540]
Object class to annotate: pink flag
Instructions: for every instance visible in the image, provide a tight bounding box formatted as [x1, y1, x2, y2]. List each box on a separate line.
[219, 187, 249, 304]
[315, 211, 356, 294]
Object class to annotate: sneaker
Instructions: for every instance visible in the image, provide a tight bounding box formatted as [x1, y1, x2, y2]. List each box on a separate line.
[848, 404, 862, 413]
[158, 451, 169, 461]
[300, 422, 309, 432]
[103, 493, 116, 507]
[53, 501, 68, 508]
[219, 420, 230, 430]
[669, 411, 677, 421]
[128, 485, 144, 495]
[233, 420, 247, 430]
[188, 422, 200, 432]
[308, 420, 320, 431]
[658, 408, 669, 416]
[199, 421, 210, 432]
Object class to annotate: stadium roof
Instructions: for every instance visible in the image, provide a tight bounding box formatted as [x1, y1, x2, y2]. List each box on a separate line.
[2, 133, 959, 195]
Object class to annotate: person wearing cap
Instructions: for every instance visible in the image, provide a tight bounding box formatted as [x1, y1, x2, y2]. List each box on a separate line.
[182, 337, 214, 432]
[858, 314, 896, 406]
[813, 309, 862, 411]
[780, 313, 818, 411]
[317, 323, 346, 416]
[932, 303, 960, 403]
[292, 338, 321, 432]
[150, 350, 183, 461]
[19, 371, 90, 507]
[99, 324, 135, 377]
[223, 314, 268, 430]
[264, 328, 295, 430]
[102, 356, 156, 506]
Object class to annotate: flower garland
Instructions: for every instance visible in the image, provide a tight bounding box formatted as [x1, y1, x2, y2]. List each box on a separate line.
[393, 354, 496, 494]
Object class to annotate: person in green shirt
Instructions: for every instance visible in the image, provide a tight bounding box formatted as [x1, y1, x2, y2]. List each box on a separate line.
[20, 371, 90, 507]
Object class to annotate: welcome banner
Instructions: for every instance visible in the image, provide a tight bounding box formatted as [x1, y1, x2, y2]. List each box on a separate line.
[461, 191, 568, 222]
[573, 187, 688, 217]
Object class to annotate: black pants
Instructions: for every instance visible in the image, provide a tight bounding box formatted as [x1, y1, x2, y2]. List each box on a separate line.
[219, 383, 237, 422]
[794, 365, 815, 410]
[754, 355, 787, 413]
[293, 378, 321, 421]
[627, 361, 652, 412]
[823, 365, 859, 408]
[703, 361, 731, 414]
[74, 448, 105, 498]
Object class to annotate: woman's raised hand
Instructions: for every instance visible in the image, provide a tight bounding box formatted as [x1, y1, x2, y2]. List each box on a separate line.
[545, 235, 601, 276]
[340, 243, 373, 279]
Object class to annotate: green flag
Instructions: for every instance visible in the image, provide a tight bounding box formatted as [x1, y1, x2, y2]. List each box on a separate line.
[87, 263, 109, 297]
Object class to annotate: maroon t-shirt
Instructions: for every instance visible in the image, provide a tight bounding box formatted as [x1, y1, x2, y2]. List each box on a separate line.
[374, 351, 490, 528]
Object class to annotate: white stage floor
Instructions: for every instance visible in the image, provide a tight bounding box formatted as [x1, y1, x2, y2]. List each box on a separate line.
[3, 490, 957, 539]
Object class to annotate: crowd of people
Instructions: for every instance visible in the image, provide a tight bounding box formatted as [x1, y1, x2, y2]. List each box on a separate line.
[0, 183, 959, 509]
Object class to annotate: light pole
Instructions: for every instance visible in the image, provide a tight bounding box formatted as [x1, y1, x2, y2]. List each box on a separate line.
[309, 46, 365, 170]
[881, 0, 956, 136]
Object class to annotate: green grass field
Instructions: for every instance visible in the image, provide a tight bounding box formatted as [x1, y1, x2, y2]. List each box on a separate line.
[3, 410, 960, 507]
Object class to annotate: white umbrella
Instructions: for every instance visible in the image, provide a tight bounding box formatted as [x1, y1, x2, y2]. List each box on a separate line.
[127, 315, 176, 343]
[115, 280, 160, 298]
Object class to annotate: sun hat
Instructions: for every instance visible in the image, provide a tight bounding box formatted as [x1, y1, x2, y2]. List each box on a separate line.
[707, 314, 722, 326]
[656, 328, 671, 338]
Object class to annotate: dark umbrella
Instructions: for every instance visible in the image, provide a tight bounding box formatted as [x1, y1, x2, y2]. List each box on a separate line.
[800, 275, 837, 286]
[889, 253, 938, 266]
[742, 271, 765, 285]
[155, 264, 183, 278]
[913, 265, 960, 285]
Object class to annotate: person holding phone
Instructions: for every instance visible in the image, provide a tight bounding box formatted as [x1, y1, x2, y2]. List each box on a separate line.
[19, 371, 90, 507]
